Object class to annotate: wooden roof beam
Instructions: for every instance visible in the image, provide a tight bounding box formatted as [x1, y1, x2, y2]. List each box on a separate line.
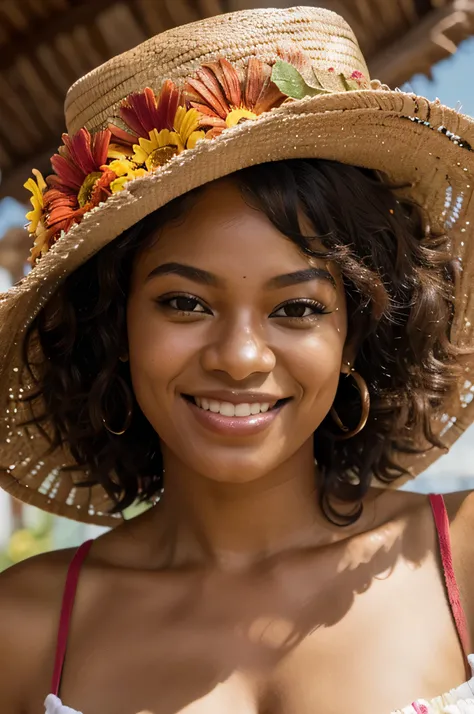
[369, 1, 474, 87]
[0, 0, 123, 72]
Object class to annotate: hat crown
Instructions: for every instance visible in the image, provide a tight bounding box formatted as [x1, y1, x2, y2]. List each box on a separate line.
[65, 5, 369, 135]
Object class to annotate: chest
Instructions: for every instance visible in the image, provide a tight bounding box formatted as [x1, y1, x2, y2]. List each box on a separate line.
[34, 548, 466, 714]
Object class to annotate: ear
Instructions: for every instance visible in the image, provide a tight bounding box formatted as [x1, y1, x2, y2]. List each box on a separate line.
[341, 335, 359, 374]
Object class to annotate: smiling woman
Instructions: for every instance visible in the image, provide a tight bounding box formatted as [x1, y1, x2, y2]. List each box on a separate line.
[26, 159, 457, 522]
[1, 6, 474, 714]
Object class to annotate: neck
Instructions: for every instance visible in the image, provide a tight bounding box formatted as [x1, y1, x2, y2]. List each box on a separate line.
[151, 442, 366, 571]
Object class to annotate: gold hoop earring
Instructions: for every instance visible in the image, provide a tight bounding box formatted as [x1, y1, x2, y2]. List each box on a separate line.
[330, 368, 370, 440]
[103, 407, 132, 436]
[101, 374, 133, 436]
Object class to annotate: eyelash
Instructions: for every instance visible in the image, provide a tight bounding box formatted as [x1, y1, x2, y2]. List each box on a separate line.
[156, 293, 329, 321]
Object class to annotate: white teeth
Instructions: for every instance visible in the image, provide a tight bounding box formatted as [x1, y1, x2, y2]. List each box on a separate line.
[192, 398, 273, 416]
[235, 403, 251, 417]
[220, 401, 235, 417]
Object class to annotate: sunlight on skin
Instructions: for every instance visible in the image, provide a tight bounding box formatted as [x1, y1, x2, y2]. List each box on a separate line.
[336, 524, 399, 574]
[173, 672, 255, 713]
[245, 614, 300, 650]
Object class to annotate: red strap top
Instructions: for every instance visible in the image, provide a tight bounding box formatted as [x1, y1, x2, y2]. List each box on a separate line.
[50, 538, 93, 696]
[50, 494, 472, 696]
[429, 494, 471, 665]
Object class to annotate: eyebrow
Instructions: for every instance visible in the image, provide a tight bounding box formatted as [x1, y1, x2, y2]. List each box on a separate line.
[266, 267, 336, 289]
[146, 262, 220, 286]
[146, 262, 336, 289]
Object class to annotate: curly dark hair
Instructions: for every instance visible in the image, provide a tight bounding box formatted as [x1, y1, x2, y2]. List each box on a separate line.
[23, 158, 462, 524]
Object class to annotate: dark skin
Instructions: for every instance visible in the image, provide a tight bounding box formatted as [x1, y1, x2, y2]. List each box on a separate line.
[0, 180, 473, 714]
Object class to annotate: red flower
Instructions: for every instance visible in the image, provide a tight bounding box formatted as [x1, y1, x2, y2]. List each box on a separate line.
[108, 82, 181, 150]
[49, 128, 111, 191]
[45, 128, 115, 234]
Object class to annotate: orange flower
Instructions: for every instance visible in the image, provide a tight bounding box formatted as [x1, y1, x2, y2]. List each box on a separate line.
[184, 57, 286, 136]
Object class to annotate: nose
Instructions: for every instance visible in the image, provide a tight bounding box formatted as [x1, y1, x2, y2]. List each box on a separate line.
[201, 315, 276, 381]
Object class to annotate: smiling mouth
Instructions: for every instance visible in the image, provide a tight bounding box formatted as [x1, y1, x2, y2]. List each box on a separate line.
[182, 395, 291, 417]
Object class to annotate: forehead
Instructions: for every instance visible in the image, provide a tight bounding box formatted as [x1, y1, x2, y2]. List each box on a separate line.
[134, 179, 328, 279]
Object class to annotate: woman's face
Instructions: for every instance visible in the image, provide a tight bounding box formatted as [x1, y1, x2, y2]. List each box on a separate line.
[127, 179, 349, 483]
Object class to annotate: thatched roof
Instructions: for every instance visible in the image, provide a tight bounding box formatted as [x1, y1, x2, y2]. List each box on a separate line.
[1, 0, 473, 200]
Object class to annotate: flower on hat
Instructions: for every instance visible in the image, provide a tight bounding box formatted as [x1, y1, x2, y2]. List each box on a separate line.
[45, 128, 115, 230]
[24, 169, 47, 235]
[108, 82, 205, 164]
[184, 57, 286, 137]
[173, 105, 206, 149]
[29, 221, 55, 264]
[24, 52, 373, 266]
[131, 128, 182, 170]
[48, 128, 112, 201]
[107, 158, 147, 193]
[109, 83, 180, 149]
[26, 129, 117, 264]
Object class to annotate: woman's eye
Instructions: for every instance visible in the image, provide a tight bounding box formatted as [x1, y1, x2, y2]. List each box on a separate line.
[159, 295, 209, 313]
[271, 300, 327, 319]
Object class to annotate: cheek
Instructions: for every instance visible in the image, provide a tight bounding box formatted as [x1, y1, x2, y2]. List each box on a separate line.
[126, 300, 170, 412]
[126, 300, 199, 408]
[280, 320, 345, 407]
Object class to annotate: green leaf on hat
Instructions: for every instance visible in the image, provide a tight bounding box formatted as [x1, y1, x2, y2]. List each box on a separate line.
[271, 60, 329, 99]
[313, 68, 349, 93]
[340, 74, 361, 91]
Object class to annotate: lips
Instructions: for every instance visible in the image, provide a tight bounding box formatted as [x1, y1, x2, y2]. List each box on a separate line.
[181, 394, 290, 436]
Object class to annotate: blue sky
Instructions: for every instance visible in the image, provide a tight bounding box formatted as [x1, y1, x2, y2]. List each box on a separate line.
[402, 36, 474, 116]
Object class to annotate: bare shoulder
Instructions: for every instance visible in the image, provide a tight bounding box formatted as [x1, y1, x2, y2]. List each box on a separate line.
[0, 547, 76, 712]
[442, 490, 474, 646]
[443, 489, 474, 553]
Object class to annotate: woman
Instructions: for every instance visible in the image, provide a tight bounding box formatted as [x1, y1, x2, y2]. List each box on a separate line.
[0, 6, 473, 714]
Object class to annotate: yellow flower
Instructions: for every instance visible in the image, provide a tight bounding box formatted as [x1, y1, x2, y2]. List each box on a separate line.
[108, 142, 134, 160]
[225, 108, 258, 128]
[173, 106, 206, 148]
[107, 159, 147, 193]
[29, 220, 54, 265]
[132, 128, 182, 170]
[24, 169, 47, 234]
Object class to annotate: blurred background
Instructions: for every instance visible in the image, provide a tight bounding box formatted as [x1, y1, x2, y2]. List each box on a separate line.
[0, 0, 473, 570]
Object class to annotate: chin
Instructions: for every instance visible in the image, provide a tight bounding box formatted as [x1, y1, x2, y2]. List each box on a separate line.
[178, 441, 295, 485]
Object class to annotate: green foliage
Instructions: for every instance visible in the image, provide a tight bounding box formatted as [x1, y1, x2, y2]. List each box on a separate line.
[0, 511, 53, 571]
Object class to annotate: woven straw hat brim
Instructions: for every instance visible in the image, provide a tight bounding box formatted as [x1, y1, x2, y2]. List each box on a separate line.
[1, 89, 474, 525]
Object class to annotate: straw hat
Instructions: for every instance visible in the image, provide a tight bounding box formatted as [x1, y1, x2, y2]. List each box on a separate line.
[0, 6, 473, 525]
